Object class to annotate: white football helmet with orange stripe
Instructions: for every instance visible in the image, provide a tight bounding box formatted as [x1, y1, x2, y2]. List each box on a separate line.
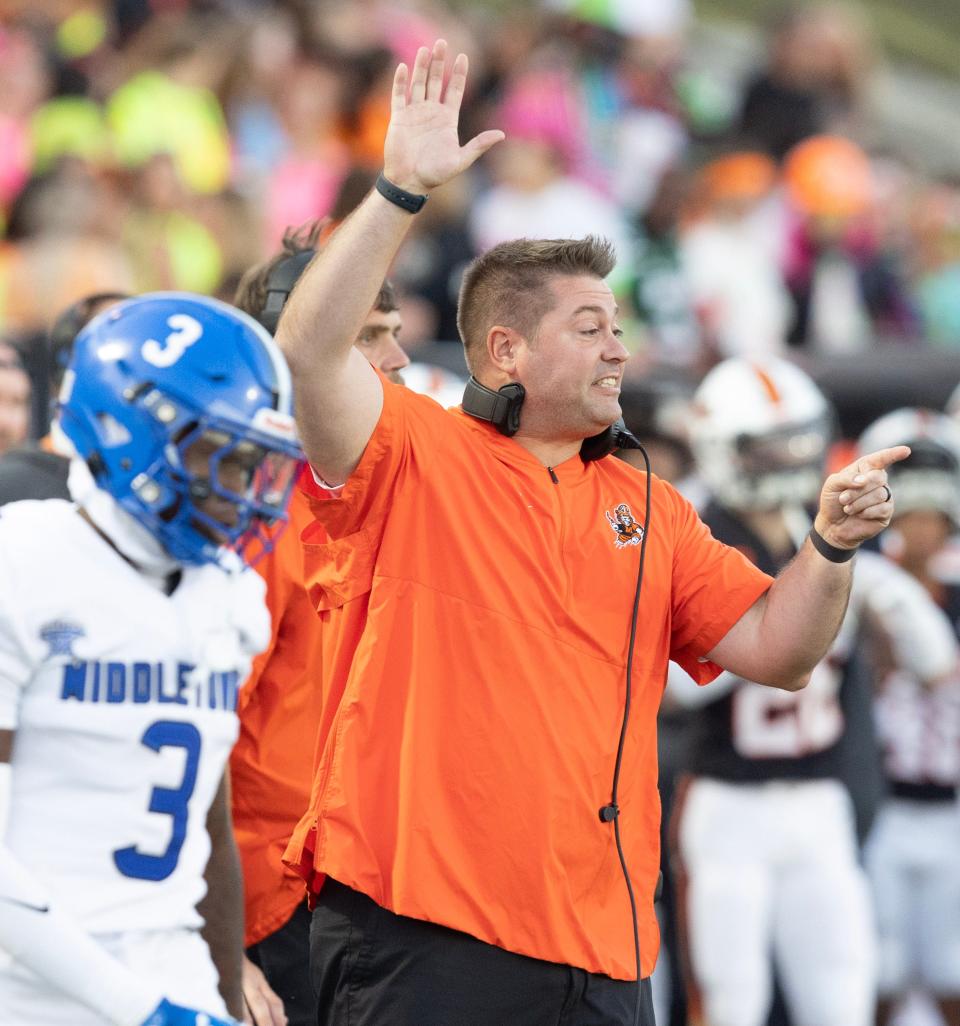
[690, 357, 832, 511]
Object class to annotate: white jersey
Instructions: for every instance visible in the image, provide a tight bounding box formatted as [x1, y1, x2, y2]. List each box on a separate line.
[0, 499, 267, 935]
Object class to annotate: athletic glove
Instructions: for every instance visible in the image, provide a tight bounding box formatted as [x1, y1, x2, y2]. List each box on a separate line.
[140, 998, 240, 1026]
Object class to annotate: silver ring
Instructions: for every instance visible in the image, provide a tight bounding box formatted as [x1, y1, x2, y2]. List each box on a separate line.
[882, 484, 892, 503]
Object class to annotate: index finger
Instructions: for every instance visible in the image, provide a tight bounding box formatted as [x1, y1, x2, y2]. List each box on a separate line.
[857, 445, 912, 473]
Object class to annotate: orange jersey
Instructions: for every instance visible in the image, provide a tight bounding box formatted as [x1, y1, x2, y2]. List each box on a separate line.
[284, 382, 772, 979]
[230, 472, 328, 947]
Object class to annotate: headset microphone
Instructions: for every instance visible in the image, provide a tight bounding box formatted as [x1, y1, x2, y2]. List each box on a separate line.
[602, 439, 652, 1026]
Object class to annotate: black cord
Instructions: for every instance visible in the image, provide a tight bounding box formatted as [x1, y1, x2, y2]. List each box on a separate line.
[599, 444, 652, 1026]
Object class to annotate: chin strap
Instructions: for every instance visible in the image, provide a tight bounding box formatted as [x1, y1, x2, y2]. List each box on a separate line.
[68, 459, 179, 582]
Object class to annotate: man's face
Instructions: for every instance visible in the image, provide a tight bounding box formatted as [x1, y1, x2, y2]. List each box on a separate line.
[0, 362, 30, 456]
[514, 275, 628, 441]
[356, 309, 409, 384]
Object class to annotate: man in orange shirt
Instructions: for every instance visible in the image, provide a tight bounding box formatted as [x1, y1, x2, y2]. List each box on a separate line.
[229, 224, 408, 1026]
[276, 41, 908, 1026]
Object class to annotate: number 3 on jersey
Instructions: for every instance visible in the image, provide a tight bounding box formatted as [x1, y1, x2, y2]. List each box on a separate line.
[114, 720, 201, 881]
[732, 661, 843, 759]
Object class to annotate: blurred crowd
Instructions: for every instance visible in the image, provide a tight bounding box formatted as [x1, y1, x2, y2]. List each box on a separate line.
[2, 2, 960, 1026]
[2, 0, 960, 435]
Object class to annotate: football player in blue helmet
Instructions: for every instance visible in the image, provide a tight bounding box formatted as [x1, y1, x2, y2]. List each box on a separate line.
[58, 292, 303, 567]
[0, 294, 302, 1026]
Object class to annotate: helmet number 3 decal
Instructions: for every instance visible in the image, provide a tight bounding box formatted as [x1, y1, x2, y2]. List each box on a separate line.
[142, 314, 204, 368]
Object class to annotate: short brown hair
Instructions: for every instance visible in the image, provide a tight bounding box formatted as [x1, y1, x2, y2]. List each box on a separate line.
[374, 278, 399, 315]
[234, 219, 398, 322]
[456, 236, 616, 372]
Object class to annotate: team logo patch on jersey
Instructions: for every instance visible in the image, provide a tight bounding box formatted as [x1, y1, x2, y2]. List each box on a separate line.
[605, 503, 644, 548]
[39, 619, 85, 660]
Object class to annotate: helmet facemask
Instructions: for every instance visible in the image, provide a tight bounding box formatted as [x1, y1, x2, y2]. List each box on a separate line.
[125, 404, 302, 567]
[725, 414, 833, 511]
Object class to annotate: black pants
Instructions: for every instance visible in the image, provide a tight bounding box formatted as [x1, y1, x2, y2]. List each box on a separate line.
[310, 878, 655, 1026]
[247, 901, 314, 1026]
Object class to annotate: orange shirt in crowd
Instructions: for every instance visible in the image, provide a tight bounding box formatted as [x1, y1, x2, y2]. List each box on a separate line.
[284, 380, 772, 980]
[230, 469, 329, 948]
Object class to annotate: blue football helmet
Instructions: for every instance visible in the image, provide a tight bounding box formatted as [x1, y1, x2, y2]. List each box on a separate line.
[58, 292, 304, 567]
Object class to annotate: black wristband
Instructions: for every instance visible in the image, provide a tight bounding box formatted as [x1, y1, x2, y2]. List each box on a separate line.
[375, 172, 428, 214]
[808, 526, 857, 563]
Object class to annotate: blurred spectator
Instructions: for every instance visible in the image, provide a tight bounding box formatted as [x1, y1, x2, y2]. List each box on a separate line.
[30, 95, 111, 176]
[226, 8, 300, 190]
[470, 69, 634, 292]
[609, 30, 689, 216]
[121, 153, 223, 294]
[0, 340, 29, 458]
[782, 135, 917, 351]
[910, 179, 960, 348]
[680, 150, 793, 358]
[105, 16, 234, 195]
[0, 162, 134, 336]
[263, 44, 351, 248]
[628, 164, 702, 367]
[737, 3, 876, 160]
[547, 0, 691, 40]
[0, 22, 51, 211]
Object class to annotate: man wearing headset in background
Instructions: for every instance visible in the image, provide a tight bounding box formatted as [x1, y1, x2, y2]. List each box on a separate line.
[228, 222, 409, 1026]
[274, 41, 909, 1026]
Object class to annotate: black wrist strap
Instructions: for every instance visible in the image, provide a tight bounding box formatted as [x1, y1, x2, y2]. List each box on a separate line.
[808, 525, 857, 563]
[375, 172, 428, 213]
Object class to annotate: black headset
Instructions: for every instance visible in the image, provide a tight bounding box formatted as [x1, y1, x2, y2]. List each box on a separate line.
[258, 250, 316, 334]
[461, 376, 645, 461]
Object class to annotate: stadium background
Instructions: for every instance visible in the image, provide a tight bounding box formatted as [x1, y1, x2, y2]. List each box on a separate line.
[2, 2, 960, 1025]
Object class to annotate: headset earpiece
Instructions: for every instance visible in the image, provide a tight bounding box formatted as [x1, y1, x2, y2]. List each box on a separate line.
[461, 377, 525, 437]
[462, 378, 643, 459]
[258, 250, 316, 335]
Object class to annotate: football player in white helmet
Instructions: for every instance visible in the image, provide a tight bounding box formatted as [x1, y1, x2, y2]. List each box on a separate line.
[669, 358, 957, 1026]
[690, 356, 833, 515]
[857, 408, 960, 1026]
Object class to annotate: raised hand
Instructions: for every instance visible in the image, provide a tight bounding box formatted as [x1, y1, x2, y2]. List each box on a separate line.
[815, 445, 911, 550]
[383, 39, 504, 195]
